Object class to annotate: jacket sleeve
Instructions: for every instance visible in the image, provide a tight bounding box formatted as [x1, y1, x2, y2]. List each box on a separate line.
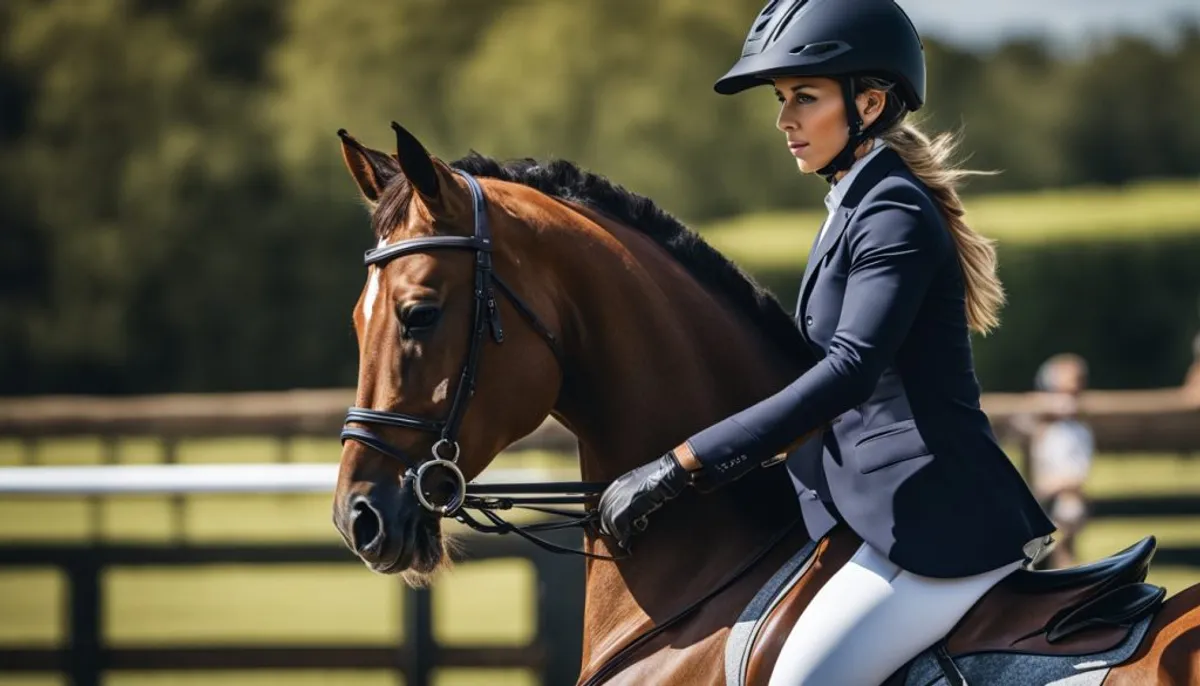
[686, 183, 951, 482]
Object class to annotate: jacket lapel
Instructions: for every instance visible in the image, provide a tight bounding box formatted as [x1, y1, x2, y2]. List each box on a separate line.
[793, 147, 907, 326]
[795, 207, 852, 318]
[795, 223, 828, 319]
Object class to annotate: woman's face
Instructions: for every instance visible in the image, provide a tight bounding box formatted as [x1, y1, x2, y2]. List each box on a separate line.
[773, 76, 882, 174]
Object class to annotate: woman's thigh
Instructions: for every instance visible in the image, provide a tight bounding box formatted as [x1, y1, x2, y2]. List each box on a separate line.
[768, 542, 1020, 686]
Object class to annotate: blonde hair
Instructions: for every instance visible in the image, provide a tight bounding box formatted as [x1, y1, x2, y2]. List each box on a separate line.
[859, 76, 1005, 334]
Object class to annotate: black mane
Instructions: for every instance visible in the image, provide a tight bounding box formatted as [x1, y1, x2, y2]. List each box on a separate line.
[376, 152, 808, 362]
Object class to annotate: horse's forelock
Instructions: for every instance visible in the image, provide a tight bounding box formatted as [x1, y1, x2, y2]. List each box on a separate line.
[370, 174, 415, 241]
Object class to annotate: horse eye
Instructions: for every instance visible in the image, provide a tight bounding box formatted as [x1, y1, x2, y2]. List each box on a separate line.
[400, 303, 441, 335]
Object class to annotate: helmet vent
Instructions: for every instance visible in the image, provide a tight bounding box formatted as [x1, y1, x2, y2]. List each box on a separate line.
[767, 0, 812, 45]
[750, 1, 783, 37]
[790, 41, 843, 56]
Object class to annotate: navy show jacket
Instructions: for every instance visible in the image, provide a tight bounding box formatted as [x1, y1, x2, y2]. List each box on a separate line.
[687, 147, 1054, 578]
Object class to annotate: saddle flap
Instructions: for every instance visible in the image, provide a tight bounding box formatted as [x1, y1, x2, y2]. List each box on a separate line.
[1046, 582, 1166, 644]
[945, 538, 1161, 659]
[725, 527, 863, 686]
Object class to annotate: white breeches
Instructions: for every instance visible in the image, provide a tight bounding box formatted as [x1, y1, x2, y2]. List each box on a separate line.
[768, 541, 1023, 686]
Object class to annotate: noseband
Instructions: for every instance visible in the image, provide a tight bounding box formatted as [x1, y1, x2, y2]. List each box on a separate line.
[339, 170, 609, 557]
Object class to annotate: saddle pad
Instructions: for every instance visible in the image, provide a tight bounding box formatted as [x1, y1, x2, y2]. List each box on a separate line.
[903, 613, 1155, 686]
[725, 539, 818, 686]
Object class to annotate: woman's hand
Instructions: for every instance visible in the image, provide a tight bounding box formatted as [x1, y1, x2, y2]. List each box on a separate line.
[597, 452, 692, 550]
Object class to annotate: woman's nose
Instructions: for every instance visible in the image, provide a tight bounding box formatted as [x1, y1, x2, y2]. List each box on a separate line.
[776, 108, 796, 133]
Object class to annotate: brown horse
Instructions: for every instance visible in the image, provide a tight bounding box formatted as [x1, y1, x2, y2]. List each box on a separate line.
[331, 123, 1200, 685]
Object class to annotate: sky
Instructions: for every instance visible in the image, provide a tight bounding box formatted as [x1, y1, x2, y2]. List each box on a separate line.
[899, 0, 1200, 50]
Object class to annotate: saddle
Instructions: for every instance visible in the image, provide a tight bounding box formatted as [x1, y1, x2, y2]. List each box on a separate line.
[943, 536, 1162, 657]
[727, 528, 1165, 686]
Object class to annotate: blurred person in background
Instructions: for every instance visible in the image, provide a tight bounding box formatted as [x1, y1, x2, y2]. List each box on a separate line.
[1027, 353, 1094, 569]
[595, 0, 1054, 683]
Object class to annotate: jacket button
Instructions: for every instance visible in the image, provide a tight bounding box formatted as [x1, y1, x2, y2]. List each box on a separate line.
[804, 315, 814, 327]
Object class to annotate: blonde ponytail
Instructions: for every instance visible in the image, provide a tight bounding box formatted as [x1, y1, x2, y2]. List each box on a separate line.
[880, 123, 1004, 334]
[855, 73, 1003, 334]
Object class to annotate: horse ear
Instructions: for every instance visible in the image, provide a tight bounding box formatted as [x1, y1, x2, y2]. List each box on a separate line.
[391, 121, 457, 207]
[338, 129, 399, 205]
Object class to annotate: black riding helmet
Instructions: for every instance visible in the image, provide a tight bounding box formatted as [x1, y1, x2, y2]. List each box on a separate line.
[714, 0, 926, 181]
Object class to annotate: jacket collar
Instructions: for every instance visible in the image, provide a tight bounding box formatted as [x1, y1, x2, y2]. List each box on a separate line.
[833, 145, 906, 214]
[824, 139, 888, 214]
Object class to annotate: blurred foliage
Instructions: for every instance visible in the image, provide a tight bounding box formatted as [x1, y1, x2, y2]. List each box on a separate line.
[1, 1, 1199, 394]
[707, 180, 1200, 270]
[980, 235, 1200, 390]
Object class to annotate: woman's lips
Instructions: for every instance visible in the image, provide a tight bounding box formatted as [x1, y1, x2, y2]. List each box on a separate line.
[788, 141, 809, 157]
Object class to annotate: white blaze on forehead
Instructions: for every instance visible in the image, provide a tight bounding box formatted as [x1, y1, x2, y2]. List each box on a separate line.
[432, 378, 450, 404]
[362, 237, 388, 325]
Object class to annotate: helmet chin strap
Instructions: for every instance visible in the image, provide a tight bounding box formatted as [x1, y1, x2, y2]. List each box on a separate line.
[817, 76, 869, 184]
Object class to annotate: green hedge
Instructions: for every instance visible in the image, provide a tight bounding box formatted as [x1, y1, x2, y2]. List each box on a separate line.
[703, 181, 1200, 391]
[742, 236, 1200, 391]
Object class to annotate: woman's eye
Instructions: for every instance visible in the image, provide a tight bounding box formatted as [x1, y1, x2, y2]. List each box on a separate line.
[795, 93, 815, 104]
[400, 304, 441, 335]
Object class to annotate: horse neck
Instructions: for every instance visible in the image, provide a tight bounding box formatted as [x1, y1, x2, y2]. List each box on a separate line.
[535, 204, 791, 472]
[531, 200, 804, 669]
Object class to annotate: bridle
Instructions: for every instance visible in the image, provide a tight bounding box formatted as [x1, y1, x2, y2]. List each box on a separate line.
[339, 170, 610, 557]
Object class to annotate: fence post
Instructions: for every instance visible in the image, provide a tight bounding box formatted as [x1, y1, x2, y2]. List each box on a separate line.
[67, 556, 101, 686]
[91, 436, 120, 541]
[162, 438, 185, 542]
[535, 544, 585, 686]
[404, 585, 435, 686]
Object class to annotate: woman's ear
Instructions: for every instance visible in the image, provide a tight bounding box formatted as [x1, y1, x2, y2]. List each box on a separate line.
[338, 129, 399, 206]
[858, 89, 887, 130]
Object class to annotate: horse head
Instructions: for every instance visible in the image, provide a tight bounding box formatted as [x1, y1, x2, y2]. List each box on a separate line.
[331, 123, 563, 581]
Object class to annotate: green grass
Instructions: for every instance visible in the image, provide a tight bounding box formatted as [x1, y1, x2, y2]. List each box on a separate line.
[1083, 453, 1200, 497]
[701, 178, 1200, 271]
[0, 437, 1198, 685]
[0, 436, 561, 685]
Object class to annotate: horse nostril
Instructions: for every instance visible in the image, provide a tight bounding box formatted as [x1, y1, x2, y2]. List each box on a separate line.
[351, 497, 384, 553]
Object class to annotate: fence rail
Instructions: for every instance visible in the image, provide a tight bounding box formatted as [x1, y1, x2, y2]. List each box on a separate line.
[0, 463, 573, 495]
[2, 386, 1197, 453]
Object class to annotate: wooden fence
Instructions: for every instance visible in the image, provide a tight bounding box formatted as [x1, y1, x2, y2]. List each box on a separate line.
[0, 533, 585, 686]
[2, 386, 1199, 523]
[1, 387, 1199, 685]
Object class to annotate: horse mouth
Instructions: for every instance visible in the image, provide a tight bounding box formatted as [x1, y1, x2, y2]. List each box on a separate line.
[369, 516, 444, 577]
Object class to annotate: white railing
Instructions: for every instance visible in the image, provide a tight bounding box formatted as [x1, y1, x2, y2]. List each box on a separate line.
[0, 464, 574, 495]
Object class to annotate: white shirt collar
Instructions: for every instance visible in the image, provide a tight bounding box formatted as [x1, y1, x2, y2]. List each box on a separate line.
[824, 139, 887, 213]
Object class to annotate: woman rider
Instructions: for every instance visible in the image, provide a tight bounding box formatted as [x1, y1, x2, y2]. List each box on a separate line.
[596, 0, 1057, 683]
